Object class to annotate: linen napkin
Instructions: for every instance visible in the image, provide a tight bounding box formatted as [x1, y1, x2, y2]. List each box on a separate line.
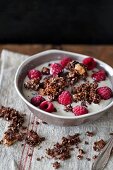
[0, 50, 113, 170]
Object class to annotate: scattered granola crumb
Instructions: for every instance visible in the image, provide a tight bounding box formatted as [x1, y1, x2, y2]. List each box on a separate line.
[93, 155, 98, 159]
[36, 121, 40, 125]
[93, 139, 106, 151]
[85, 141, 89, 145]
[42, 121, 48, 124]
[78, 149, 85, 155]
[53, 162, 61, 169]
[46, 134, 81, 161]
[28, 153, 32, 157]
[41, 67, 50, 75]
[0, 140, 3, 144]
[86, 131, 95, 137]
[86, 158, 91, 161]
[26, 130, 45, 147]
[37, 158, 41, 161]
[77, 155, 83, 160]
[64, 105, 73, 112]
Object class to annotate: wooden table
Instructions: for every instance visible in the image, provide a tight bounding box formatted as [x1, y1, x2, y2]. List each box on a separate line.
[1, 44, 113, 67]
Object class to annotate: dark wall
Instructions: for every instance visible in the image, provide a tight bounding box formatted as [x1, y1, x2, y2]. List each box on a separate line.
[0, 0, 113, 44]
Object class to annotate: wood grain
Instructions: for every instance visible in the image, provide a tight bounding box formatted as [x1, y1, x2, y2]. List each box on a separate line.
[0, 44, 113, 67]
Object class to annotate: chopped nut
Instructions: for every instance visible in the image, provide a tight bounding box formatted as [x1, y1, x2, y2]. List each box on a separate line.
[75, 63, 87, 75]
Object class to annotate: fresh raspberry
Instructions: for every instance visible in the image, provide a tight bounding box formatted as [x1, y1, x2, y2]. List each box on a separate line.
[73, 106, 88, 116]
[97, 86, 113, 100]
[83, 57, 96, 70]
[58, 91, 72, 105]
[60, 57, 72, 68]
[50, 63, 63, 76]
[31, 96, 45, 106]
[92, 70, 106, 82]
[28, 69, 42, 79]
[39, 101, 55, 113]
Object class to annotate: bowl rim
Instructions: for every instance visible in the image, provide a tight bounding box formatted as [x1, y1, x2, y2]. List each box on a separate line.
[14, 49, 113, 120]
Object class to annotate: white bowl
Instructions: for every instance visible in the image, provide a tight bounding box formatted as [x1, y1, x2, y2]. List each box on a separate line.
[14, 50, 113, 126]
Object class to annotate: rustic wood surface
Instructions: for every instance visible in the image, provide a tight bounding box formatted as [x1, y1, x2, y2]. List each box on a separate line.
[0, 44, 113, 67]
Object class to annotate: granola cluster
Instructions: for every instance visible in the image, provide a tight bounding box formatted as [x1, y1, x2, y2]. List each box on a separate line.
[46, 134, 81, 160]
[93, 139, 106, 151]
[24, 78, 40, 91]
[39, 76, 67, 100]
[0, 106, 25, 146]
[0, 106, 45, 147]
[26, 130, 45, 147]
[72, 81, 101, 104]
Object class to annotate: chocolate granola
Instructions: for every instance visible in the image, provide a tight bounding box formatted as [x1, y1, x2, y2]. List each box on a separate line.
[0, 106, 25, 146]
[39, 76, 67, 100]
[72, 81, 101, 104]
[46, 134, 81, 161]
[25, 130, 45, 147]
[53, 162, 61, 169]
[24, 78, 40, 91]
[93, 139, 106, 151]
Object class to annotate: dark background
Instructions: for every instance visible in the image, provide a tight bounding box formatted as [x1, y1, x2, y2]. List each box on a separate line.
[1, 0, 113, 44]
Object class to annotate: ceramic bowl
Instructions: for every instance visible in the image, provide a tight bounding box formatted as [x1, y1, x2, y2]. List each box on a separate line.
[14, 50, 113, 126]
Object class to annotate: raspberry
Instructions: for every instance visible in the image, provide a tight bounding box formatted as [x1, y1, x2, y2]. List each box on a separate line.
[60, 57, 72, 68]
[92, 70, 106, 82]
[50, 63, 63, 76]
[97, 86, 113, 100]
[58, 91, 72, 105]
[31, 96, 45, 106]
[39, 101, 55, 113]
[83, 57, 96, 70]
[73, 106, 88, 116]
[28, 69, 42, 79]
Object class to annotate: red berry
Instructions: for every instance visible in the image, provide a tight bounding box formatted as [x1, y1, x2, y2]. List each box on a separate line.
[73, 106, 88, 116]
[31, 96, 45, 106]
[60, 57, 72, 68]
[58, 91, 72, 105]
[50, 63, 63, 76]
[97, 86, 113, 100]
[39, 101, 55, 112]
[83, 57, 96, 70]
[92, 70, 106, 82]
[28, 69, 42, 79]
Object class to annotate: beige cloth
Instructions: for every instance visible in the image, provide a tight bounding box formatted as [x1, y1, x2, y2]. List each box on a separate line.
[0, 50, 113, 170]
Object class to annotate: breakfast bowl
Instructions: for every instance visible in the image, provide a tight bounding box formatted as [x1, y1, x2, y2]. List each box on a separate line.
[14, 50, 113, 126]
